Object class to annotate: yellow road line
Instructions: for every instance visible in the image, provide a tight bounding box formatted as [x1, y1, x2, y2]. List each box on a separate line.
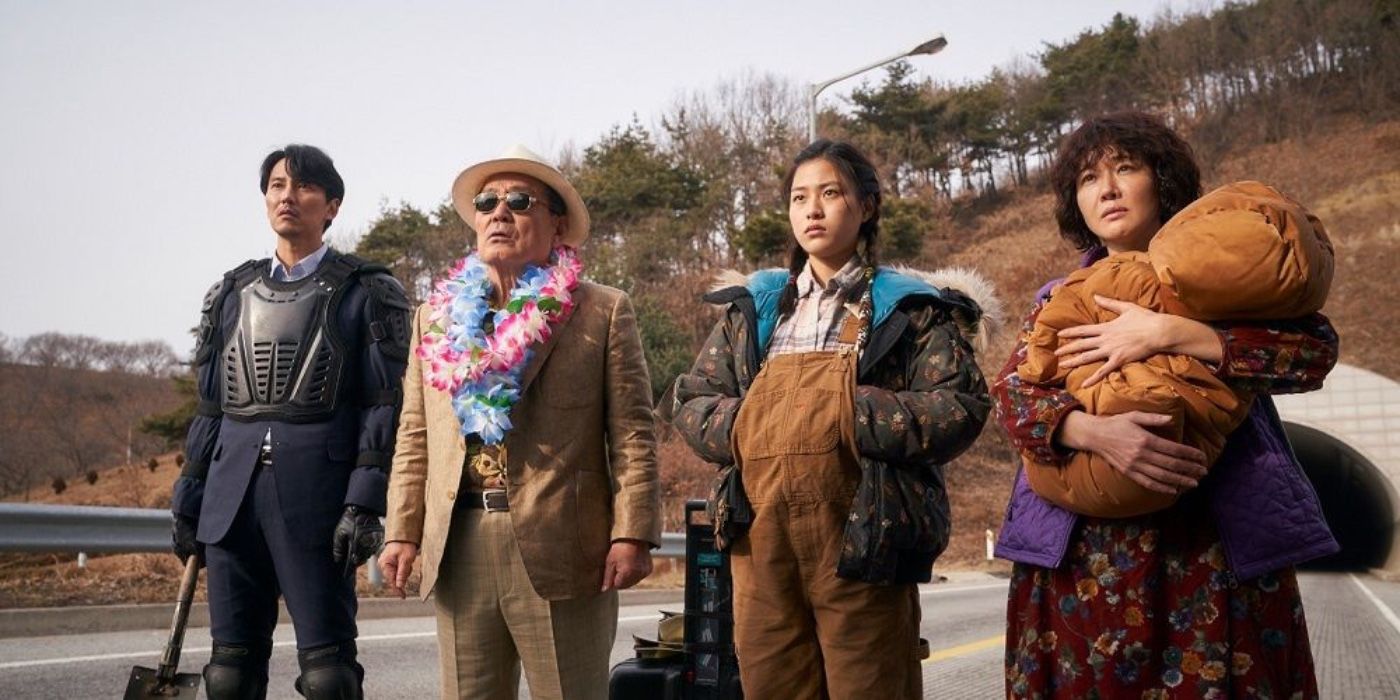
[923, 634, 1005, 665]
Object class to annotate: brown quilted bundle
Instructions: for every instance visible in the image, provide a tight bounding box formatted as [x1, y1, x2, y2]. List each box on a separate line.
[1018, 182, 1332, 517]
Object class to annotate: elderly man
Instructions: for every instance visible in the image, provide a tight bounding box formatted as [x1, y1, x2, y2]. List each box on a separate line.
[173, 144, 411, 699]
[379, 145, 661, 699]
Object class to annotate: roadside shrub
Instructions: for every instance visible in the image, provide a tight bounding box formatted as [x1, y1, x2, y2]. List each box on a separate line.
[52, 477, 66, 494]
[85, 470, 98, 485]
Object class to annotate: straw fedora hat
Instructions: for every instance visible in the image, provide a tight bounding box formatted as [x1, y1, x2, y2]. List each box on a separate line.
[450, 144, 590, 247]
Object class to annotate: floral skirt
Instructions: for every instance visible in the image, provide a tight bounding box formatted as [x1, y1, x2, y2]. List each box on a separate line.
[1004, 500, 1319, 699]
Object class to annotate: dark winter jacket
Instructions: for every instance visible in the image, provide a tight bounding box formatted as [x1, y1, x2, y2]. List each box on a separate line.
[672, 266, 996, 584]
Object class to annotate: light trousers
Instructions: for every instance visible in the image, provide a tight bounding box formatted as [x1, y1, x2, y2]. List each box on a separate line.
[434, 507, 618, 700]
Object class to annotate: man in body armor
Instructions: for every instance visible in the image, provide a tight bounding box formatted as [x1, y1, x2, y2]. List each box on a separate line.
[171, 144, 411, 699]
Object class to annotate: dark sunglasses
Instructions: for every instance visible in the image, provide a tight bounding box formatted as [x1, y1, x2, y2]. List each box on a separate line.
[473, 191, 546, 214]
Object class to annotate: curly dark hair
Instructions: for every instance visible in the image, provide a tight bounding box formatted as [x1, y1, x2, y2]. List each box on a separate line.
[1049, 111, 1202, 251]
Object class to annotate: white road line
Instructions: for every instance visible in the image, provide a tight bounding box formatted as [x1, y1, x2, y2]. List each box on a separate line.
[0, 619, 671, 671]
[1349, 573, 1400, 638]
[921, 581, 1009, 596]
[1, 586, 1007, 671]
[357, 631, 435, 642]
[1, 646, 214, 669]
[0, 631, 441, 671]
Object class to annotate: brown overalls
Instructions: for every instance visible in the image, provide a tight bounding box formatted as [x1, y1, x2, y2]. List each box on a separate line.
[729, 320, 922, 699]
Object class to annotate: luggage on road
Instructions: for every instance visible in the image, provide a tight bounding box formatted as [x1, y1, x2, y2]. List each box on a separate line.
[609, 500, 742, 699]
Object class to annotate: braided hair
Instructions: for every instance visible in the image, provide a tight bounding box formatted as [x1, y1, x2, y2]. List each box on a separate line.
[777, 139, 883, 317]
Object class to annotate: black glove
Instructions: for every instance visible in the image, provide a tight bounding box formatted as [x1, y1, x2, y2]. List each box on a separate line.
[172, 514, 203, 565]
[332, 505, 384, 578]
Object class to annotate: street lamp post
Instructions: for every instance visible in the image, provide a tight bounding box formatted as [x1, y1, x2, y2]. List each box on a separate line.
[808, 34, 948, 143]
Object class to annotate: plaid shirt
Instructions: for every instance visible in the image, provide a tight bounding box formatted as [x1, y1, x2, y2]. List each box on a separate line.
[768, 257, 865, 356]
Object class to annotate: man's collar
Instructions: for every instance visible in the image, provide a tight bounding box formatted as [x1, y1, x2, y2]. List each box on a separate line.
[270, 243, 330, 281]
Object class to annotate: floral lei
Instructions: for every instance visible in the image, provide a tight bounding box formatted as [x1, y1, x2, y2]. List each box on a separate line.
[418, 246, 582, 444]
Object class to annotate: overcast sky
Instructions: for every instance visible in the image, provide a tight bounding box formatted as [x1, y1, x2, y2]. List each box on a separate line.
[0, 0, 1191, 356]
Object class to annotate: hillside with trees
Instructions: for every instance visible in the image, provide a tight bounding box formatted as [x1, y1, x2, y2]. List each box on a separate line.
[4, 0, 1395, 593]
[0, 334, 181, 499]
[350, 0, 1398, 395]
[344, 0, 1399, 556]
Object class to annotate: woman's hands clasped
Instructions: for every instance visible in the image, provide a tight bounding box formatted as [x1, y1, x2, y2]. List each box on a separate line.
[1054, 295, 1225, 389]
[1058, 410, 1208, 495]
[1051, 294, 1219, 494]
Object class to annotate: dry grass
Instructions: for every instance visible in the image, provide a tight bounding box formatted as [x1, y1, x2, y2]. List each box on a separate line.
[944, 115, 1400, 380]
[21, 454, 180, 509]
[0, 551, 192, 608]
[655, 430, 715, 533]
[1209, 118, 1400, 378]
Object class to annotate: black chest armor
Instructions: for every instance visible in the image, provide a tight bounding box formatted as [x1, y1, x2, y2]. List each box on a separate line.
[221, 267, 352, 423]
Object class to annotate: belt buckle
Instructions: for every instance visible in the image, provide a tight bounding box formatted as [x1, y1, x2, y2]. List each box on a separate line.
[481, 490, 508, 512]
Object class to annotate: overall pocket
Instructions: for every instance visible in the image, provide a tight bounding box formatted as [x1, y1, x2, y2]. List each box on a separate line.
[734, 386, 842, 460]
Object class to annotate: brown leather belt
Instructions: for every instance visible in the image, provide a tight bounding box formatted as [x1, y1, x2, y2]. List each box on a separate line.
[462, 490, 509, 512]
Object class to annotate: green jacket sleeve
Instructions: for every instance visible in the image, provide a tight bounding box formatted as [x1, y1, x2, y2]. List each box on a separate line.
[671, 312, 744, 466]
[853, 304, 991, 465]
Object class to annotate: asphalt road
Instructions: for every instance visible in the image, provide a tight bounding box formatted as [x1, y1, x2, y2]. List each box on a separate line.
[2, 571, 1397, 698]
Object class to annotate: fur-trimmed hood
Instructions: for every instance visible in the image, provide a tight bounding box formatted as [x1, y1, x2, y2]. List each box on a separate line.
[707, 265, 1004, 354]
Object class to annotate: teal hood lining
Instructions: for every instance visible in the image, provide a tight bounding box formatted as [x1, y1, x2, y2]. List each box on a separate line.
[740, 267, 945, 357]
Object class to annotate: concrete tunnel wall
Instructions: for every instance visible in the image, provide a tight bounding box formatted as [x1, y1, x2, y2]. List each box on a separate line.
[1274, 363, 1400, 575]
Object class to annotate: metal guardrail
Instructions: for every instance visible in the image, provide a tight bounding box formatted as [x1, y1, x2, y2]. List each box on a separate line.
[0, 503, 172, 553]
[0, 503, 687, 558]
[656, 532, 685, 558]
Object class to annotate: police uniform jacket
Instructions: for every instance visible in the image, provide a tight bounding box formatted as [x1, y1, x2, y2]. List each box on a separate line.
[172, 250, 410, 549]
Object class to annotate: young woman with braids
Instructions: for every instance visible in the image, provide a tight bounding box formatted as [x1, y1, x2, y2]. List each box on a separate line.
[671, 140, 997, 698]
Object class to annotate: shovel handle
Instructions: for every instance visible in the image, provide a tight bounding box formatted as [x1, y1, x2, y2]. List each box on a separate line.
[157, 555, 201, 681]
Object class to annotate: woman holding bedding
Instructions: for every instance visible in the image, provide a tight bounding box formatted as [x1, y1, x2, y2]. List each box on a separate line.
[994, 111, 1340, 699]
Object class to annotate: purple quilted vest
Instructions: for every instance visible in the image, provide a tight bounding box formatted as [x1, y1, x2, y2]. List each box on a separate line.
[995, 394, 1338, 580]
[998, 248, 1336, 580]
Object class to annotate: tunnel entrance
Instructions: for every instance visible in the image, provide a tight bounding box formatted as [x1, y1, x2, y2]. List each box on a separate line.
[1285, 422, 1395, 570]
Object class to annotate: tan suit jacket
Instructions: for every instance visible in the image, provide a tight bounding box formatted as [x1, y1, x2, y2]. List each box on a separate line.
[385, 281, 661, 601]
